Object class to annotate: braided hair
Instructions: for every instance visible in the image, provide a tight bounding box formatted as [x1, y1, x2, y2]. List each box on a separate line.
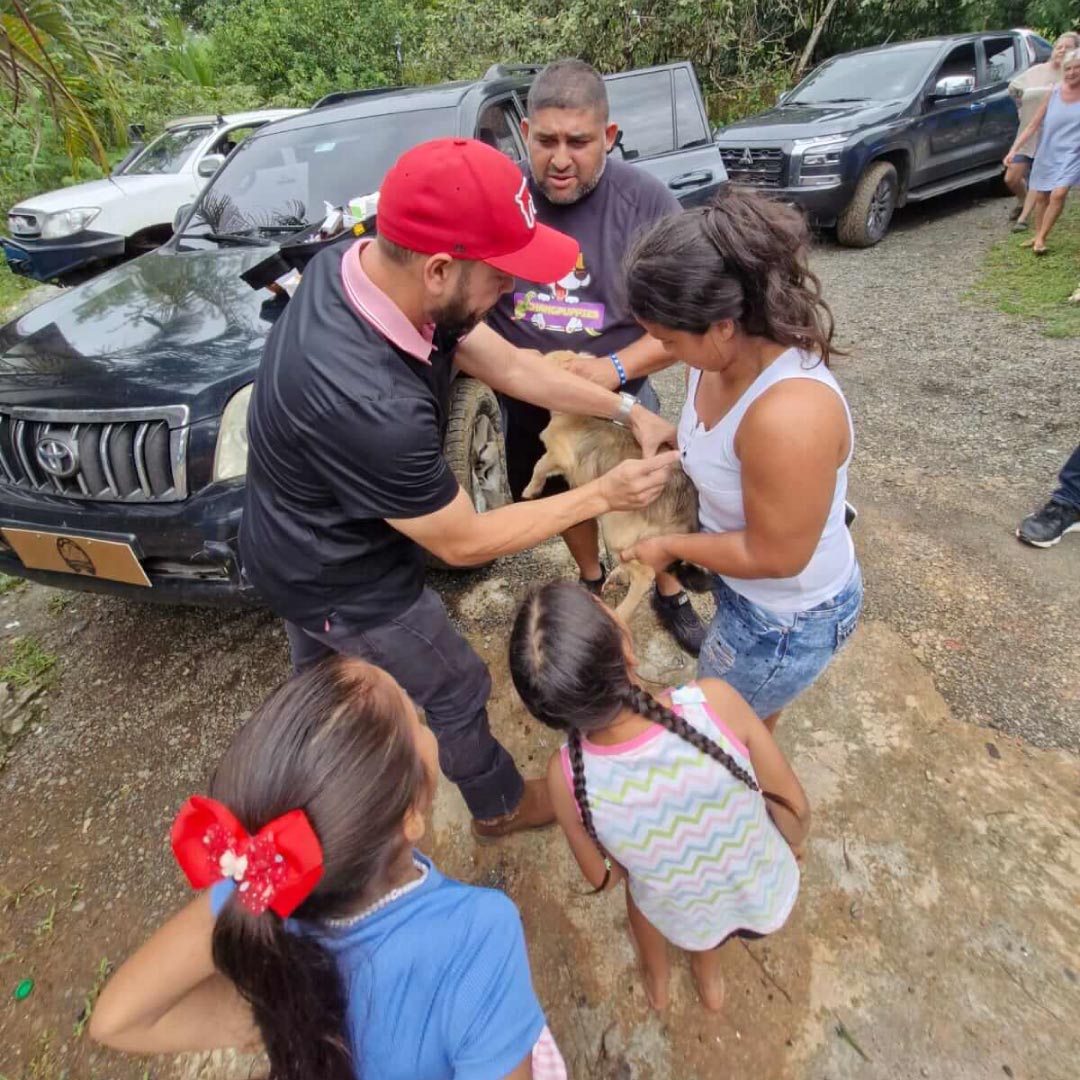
[509, 582, 794, 890]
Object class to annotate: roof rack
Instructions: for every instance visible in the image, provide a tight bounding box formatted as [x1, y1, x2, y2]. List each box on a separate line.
[164, 114, 224, 129]
[312, 86, 410, 110]
[482, 63, 544, 80]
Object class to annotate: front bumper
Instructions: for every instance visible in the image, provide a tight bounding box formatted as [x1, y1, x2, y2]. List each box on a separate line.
[1, 230, 126, 281]
[769, 183, 853, 226]
[0, 479, 259, 608]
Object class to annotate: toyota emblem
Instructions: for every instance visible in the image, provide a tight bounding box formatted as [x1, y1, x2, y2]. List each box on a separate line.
[739, 147, 755, 167]
[36, 433, 80, 478]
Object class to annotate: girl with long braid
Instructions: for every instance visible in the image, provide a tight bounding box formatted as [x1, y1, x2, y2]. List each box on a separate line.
[509, 582, 809, 1012]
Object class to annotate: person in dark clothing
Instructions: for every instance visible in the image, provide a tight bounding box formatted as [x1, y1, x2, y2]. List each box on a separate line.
[240, 137, 679, 844]
[1017, 444, 1080, 547]
[484, 59, 707, 655]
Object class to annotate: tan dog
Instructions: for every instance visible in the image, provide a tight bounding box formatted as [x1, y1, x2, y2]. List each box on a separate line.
[523, 411, 700, 622]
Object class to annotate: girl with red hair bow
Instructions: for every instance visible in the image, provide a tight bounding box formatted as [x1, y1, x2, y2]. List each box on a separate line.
[91, 657, 565, 1080]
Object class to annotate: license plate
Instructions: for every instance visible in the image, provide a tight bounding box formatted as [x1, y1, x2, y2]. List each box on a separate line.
[1, 528, 151, 587]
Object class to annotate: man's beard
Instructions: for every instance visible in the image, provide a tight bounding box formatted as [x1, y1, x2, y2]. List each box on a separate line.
[434, 270, 484, 339]
[538, 154, 607, 206]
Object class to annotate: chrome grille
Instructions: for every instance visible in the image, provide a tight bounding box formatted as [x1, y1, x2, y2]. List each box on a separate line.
[719, 147, 784, 187]
[0, 406, 189, 502]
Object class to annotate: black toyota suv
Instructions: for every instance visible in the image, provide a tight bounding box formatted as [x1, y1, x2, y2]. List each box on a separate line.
[0, 61, 727, 606]
[714, 29, 1052, 246]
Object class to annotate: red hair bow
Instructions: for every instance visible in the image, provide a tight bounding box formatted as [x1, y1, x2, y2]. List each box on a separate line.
[170, 795, 324, 917]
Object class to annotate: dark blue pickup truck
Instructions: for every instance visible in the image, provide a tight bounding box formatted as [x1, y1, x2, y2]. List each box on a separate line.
[715, 30, 1052, 246]
[0, 62, 727, 605]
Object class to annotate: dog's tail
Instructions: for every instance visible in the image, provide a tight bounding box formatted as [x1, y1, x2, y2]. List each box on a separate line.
[672, 561, 712, 594]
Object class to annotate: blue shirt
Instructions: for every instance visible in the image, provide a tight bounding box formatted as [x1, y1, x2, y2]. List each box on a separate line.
[211, 853, 545, 1079]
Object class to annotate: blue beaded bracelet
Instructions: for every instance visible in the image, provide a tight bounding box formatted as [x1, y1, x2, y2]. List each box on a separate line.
[609, 352, 627, 387]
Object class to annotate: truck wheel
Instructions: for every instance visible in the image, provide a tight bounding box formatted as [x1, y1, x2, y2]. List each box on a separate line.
[837, 161, 898, 247]
[429, 376, 512, 572]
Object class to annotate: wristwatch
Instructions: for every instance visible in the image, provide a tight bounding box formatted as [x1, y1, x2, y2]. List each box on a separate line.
[611, 391, 636, 428]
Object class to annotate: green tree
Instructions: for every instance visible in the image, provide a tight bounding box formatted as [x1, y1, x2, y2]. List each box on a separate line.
[0, 0, 125, 171]
[202, 0, 425, 103]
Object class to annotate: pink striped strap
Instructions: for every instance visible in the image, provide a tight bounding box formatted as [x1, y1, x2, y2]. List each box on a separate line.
[531, 1026, 568, 1080]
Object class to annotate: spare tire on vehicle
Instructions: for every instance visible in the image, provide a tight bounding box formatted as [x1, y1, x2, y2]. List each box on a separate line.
[429, 375, 513, 572]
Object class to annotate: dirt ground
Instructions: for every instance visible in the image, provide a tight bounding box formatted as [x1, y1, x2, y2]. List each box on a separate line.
[1, 190, 1078, 1080]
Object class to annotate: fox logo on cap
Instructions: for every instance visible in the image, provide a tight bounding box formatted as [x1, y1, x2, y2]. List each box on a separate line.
[514, 177, 537, 230]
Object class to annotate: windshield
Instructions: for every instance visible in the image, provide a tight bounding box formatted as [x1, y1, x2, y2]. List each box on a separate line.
[789, 46, 941, 104]
[184, 107, 457, 238]
[126, 126, 213, 175]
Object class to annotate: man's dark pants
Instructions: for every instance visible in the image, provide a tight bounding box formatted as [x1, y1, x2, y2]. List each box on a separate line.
[1052, 443, 1080, 509]
[285, 587, 524, 820]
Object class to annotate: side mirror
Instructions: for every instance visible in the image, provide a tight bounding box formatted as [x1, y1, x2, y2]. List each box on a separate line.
[197, 153, 226, 179]
[173, 203, 193, 232]
[932, 74, 975, 99]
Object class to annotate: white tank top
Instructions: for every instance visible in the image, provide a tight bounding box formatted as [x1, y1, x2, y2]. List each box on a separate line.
[678, 348, 855, 612]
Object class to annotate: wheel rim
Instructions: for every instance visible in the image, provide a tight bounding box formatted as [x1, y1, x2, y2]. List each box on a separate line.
[867, 177, 895, 239]
[469, 414, 504, 513]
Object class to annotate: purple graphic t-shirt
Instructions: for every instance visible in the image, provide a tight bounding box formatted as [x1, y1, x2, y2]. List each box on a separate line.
[486, 156, 680, 359]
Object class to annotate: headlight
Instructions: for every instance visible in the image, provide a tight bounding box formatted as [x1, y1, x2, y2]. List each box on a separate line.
[792, 134, 848, 187]
[213, 383, 253, 482]
[40, 207, 100, 239]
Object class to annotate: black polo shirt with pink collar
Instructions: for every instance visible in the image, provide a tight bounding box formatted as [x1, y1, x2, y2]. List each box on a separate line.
[239, 240, 460, 631]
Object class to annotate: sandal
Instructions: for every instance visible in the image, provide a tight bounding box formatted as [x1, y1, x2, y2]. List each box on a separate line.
[1033, 245, 1048, 256]
[1020, 238, 1036, 248]
[1011, 221, 1029, 232]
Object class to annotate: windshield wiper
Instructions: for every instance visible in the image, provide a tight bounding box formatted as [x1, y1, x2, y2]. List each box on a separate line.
[256, 222, 317, 237]
[178, 231, 271, 247]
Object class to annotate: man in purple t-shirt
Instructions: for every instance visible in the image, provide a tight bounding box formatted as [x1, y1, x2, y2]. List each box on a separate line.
[486, 59, 706, 654]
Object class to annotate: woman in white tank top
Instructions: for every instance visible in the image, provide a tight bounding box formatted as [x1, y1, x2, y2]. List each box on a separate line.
[620, 187, 862, 730]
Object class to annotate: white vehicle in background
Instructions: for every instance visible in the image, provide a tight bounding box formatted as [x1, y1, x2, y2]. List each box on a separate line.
[1, 110, 303, 284]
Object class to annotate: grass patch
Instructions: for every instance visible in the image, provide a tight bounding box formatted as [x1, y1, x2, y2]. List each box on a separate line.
[0, 256, 34, 319]
[0, 574, 26, 596]
[0, 637, 57, 688]
[972, 200, 1080, 339]
[46, 591, 73, 615]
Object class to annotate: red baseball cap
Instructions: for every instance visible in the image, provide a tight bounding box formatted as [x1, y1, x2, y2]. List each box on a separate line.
[377, 137, 578, 283]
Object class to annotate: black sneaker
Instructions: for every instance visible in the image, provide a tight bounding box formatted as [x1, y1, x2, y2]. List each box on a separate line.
[579, 564, 608, 595]
[651, 588, 706, 656]
[1016, 499, 1080, 548]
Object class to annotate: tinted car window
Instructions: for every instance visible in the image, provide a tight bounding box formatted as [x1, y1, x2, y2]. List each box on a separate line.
[186, 108, 456, 237]
[789, 45, 940, 103]
[127, 127, 212, 175]
[674, 68, 708, 149]
[982, 37, 1018, 86]
[936, 43, 977, 84]
[476, 101, 523, 160]
[606, 72, 675, 158]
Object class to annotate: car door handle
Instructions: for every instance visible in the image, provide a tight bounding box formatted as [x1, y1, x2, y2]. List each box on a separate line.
[969, 102, 987, 111]
[668, 170, 713, 189]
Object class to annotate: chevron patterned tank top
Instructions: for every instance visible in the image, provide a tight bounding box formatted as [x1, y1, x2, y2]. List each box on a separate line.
[560, 684, 800, 950]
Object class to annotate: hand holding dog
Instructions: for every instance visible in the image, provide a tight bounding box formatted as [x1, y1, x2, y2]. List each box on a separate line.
[620, 536, 673, 574]
[598, 451, 681, 511]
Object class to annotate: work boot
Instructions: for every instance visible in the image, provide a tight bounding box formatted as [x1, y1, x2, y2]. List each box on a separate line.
[651, 588, 706, 656]
[471, 778, 556, 844]
[1016, 499, 1080, 548]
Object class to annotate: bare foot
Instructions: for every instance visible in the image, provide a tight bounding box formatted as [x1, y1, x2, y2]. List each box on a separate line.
[690, 949, 726, 1012]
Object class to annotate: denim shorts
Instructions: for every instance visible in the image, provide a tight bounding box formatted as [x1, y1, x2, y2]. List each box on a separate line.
[698, 565, 863, 719]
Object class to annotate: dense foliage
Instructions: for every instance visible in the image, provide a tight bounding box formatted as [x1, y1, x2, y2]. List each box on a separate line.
[1, 0, 1076, 219]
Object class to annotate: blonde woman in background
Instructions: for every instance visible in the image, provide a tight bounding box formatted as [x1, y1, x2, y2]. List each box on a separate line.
[1004, 32, 1079, 231]
[1005, 47, 1080, 255]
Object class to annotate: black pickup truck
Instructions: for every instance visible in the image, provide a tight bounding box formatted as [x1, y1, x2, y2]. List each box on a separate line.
[0, 62, 727, 605]
[715, 30, 1052, 246]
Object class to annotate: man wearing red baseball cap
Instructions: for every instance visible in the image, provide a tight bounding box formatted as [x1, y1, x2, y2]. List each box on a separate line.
[241, 137, 678, 842]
